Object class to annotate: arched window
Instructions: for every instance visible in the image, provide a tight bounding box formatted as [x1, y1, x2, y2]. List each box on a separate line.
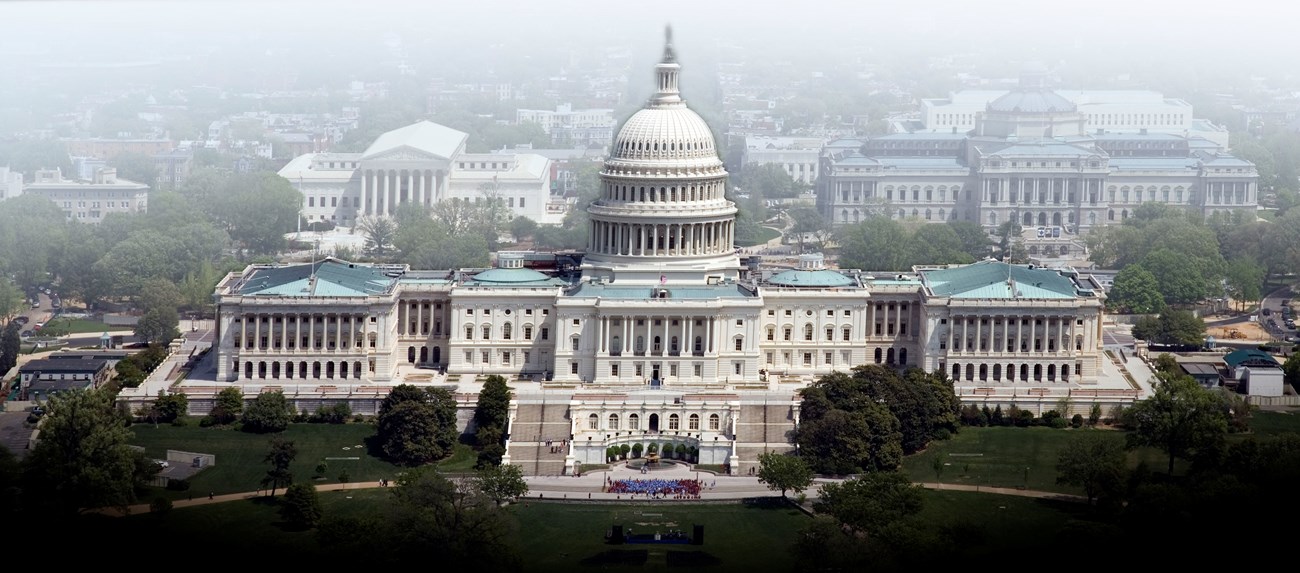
[874, 348, 882, 363]
[804, 324, 814, 341]
[708, 413, 720, 430]
[899, 348, 907, 365]
[669, 414, 680, 430]
[588, 414, 599, 430]
[993, 363, 1002, 380]
[465, 325, 474, 340]
[689, 414, 700, 430]
[407, 346, 416, 363]
[952, 363, 961, 380]
[609, 414, 620, 430]
[502, 322, 512, 340]
[629, 413, 640, 429]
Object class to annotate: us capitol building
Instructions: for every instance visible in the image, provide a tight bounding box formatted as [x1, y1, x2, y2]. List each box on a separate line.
[179, 32, 1129, 476]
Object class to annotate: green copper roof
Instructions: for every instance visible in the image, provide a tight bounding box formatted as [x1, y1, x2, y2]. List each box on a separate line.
[462, 267, 567, 287]
[1224, 348, 1279, 369]
[924, 260, 1077, 299]
[767, 269, 856, 288]
[239, 259, 397, 297]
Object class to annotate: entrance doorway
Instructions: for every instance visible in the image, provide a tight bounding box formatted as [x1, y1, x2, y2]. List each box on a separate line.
[651, 364, 661, 385]
[649, 413, 660, 432]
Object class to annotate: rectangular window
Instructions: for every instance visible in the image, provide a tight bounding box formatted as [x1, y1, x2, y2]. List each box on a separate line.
[611, 364, 619, 377]
[635, 364, 643, 377]
[308, 197, 315, 207]
[481, 351, 489, 364]
[735, 319, 743, 326]
[331, 197, 337, 207]
[541, 328, 549, 340]
[825, 352, 833, 364]
[784, 328, 792, 341]
[502, 351, 511, 365]
[733, 363, 742, 375]
[524, 326, 533, 340]
[693, 364, 702, 377]
[803, 353, 812, 366]
[570, 362, 579, 374]
[520, 198, 525, 208]
[465, 351, 473, 363]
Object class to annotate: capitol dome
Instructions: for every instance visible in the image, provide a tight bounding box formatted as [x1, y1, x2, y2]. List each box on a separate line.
[581, 27, 740, 286]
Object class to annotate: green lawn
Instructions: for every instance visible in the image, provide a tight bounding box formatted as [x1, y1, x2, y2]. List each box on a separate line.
[91, 487, 1115, 570]
[128, 419, 474, 499]
[735, 226, 781, 247]
[1240, 409, 1300, 436]
[43, 317, 115, 334]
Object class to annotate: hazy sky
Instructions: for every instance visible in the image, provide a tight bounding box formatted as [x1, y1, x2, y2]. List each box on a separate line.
[3, 0, 1298, 82]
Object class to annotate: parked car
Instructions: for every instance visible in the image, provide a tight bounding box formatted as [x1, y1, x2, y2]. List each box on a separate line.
[14, 316, 28, 325]
[20, 330, 32, 338]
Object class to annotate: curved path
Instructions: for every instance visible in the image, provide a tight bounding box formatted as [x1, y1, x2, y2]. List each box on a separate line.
[102, 461, 1086, 516]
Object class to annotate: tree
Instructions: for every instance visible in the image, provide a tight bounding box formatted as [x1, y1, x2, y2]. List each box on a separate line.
[211, 386, 244, 425]
[0, 278, 23, 326]
[206, 172, 303, 255]
[1283, 353, 1300, 391]
[280, 483, 323, 529]
[357, 215, 398, 259]
[509, 216, 538, 244]
[109, 152, 160, 189]
[1056, 432, 1127, 506]
[1107, 265, 1166, 314]
[756, 451, 814, 499]
[474, 463, 529, 505]
[146, 391, 188, 424]
[1223, 258, 1265, 311]
[813, 471, 924, 535]
[20, 388, 154, 516]
[836, 217, 912, 271]
[788, 207, 831, 253]
[135, 306, 180, 345]
[242, 390, 292, 433]
[1131, 310, 1206, 347]
[375, 385, 459, 466]
[473, 375, 512, 467]
[261, 437, 298, 496]
[1141, 248, 1222, 306]
[0, 323, 20, 376]
[1126, 372, 1230, 475]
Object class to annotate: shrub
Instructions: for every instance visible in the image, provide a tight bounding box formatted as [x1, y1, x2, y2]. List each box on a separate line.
[338, 470, 350, 483]
[165, 478, 191, 491]
[315, 462, 329, 477]
[1070, 414, 1085, 428]
[932, 428, 952, 441]
[1048, 416, 1069, 429]
[1015, 409, 1035, 427]
[631, 443, 643, 458]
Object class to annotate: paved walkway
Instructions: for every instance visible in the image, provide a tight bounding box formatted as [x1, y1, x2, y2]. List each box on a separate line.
[100, 461, 1086, 516]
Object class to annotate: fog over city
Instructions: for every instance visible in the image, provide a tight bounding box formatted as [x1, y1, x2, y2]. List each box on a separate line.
[4, 0, 1299, 87]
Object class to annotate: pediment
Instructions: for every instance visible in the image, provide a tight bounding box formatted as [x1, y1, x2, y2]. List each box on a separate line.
[364, 145, 447, 162]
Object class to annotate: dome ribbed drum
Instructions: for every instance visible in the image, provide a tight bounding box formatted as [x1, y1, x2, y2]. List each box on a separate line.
[582, 27, 740, 285]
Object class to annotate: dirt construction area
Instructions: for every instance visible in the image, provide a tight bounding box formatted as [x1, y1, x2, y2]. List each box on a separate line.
[1204, 316, 1274, 342]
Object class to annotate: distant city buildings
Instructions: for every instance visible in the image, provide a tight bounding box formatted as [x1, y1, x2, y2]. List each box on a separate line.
[0, 167, 23, 201]
[516, 104, 617, 148]
[23, 167, 149, 223]
[279, 120, 561, 227]
[816, 69, 1258, 241]
[740, 136, 824, 184]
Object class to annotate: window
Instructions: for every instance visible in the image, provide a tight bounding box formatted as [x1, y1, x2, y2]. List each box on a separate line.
[825, 328, 833, 341]
[734, 337, 743, 351]
[502, 351, 511, 365]
[804, 324, 814, 341]
[503, 323, 512, 340]
[689, 414, 700, 430]
[571, 337, 580, 351]
[588, 414, 598, 430]
[524, 326, 532, 340]
[669, 414, 680, 430]
[611, 363, 619, 376]
[842, 327, 851, 341]
[825, 352, 833, 364]
[803, 352, 812, 366]
[767, 327, 774, 341]
[708, 414, 720, 430]
[734, 363, 742, 375]
[465, 326, 474, 339]
[482, 325, 491, 339]
[609, 414, 619, 430]
[541, 328, 549, 340]
[481, 351, 489, 364]
[629, 414, 640, 429]
[570, 362, 579, 374]
[783, 327, 792, 341]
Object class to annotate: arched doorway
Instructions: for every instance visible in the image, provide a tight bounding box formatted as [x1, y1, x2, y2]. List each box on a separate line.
[649, 413, 660, 432]
[420, 346, 428, 363]
[432, 346, 441, 364]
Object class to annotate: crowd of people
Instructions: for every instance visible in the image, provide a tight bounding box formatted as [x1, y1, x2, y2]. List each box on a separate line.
[606, 478, 702, 499]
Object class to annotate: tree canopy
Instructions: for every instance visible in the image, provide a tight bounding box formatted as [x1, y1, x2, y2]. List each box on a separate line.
[1123, 372, 1231, 475]
[1131, 310, 1206, 347]
[756, 451, 814, 498]
[375, 384, 460, 466]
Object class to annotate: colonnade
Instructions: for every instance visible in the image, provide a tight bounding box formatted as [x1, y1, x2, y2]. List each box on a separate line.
[982, 176, 1105, 206]
[237, 312, 370, 352]
[604, 181, 725, 203]
[589, 220, 733, 257]
[360, 168, 442, 216]
[596, 315, 720, 357]
[945, 314, 1091, 355]
[397, 299, 445, 337]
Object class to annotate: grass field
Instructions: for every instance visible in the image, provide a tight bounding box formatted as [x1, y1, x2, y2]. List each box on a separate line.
[43, 317, 114, 334]
[735, 226, 781, 247]
[92, 486, 1113, 570]
[128, 419, 475, 499]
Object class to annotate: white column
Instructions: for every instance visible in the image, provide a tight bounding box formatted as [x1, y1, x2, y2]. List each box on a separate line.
[361, 171, 369, 215]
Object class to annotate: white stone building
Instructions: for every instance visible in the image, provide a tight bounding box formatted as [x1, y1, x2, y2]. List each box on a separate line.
[281, 120, 560, 227]
[818, 70, 1257, 235]
[23, 167, 148, 223]
[516, 104, 617, 148]
[741, 136, 824, 184]
[193, 33, 1128, 476]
